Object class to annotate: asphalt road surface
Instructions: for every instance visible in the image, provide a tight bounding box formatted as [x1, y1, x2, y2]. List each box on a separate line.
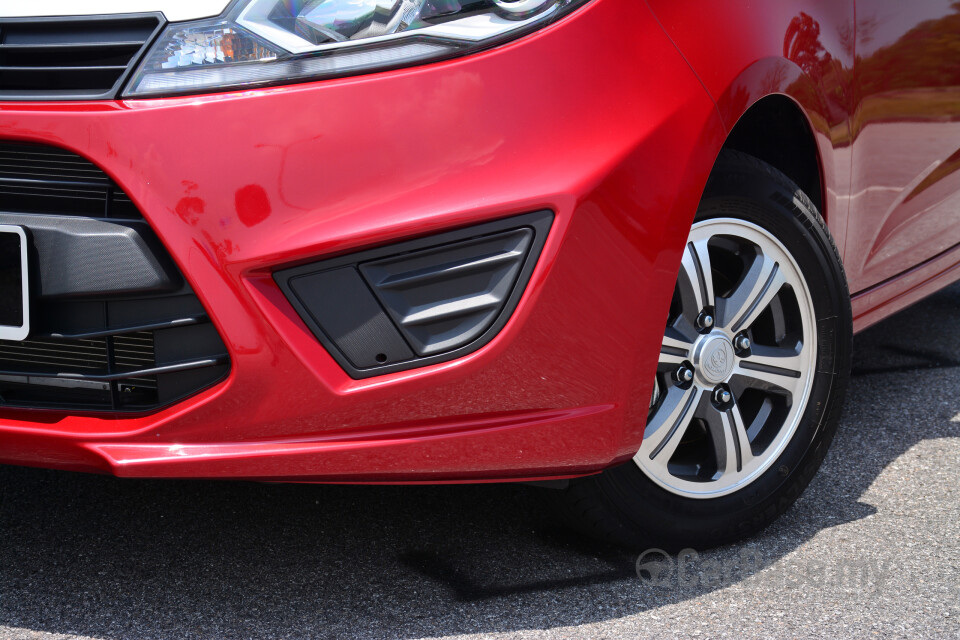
[2, 284, 959, 640]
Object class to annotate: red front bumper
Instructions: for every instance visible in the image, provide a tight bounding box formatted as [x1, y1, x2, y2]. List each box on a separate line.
[0, 0, 723, 482]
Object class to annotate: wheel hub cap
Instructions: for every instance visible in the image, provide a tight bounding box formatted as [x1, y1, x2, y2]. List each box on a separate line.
[694, 334, 735, 384]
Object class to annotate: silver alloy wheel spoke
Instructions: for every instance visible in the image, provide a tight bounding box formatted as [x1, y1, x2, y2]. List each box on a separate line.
[743, 345, 804, 373]
[678, 238, 715, 314]
[727, 403, 754, 470]
[734, 345, 805, 397]
[715, 408, 740, 475]
[732, 365, 802, 397]
[660, 331, 693, 366]
[721, 252, 786, 332]
[635, 218, 817, 498]
[640, 385, 700, 462]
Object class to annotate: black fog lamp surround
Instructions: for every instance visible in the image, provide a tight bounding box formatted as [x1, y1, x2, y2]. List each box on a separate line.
[274, 211, 552, 378]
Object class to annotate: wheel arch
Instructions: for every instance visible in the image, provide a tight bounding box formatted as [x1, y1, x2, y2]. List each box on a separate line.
[708, 56, 846, 243]
[721, 94, 824, 217]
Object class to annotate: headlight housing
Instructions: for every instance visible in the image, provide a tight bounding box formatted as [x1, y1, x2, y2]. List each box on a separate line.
[124, 0, 590, 97]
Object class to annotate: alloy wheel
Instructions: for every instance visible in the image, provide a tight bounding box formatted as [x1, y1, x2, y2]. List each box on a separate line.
[635, 217, 817, 498]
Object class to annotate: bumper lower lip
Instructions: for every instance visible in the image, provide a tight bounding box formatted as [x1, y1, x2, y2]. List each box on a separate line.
[0, 0, 724, 481]
[85, 404, 617, 481]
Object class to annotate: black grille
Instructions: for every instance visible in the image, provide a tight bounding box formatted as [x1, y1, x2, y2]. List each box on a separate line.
[0, 142, 140, 218]
[0, 14, 164, 100]
[0, 141, 229, 412]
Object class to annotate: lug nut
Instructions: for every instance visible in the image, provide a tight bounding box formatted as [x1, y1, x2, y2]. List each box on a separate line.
[735, 335, 751, 351]
[713, 388, 732, 405]
[697, 312, 714, 330]
[676, 366, 694, 383]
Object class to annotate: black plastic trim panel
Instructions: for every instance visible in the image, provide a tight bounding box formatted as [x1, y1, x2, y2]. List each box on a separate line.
[274, 211, 553, 379]
[0, 213, 180, 297]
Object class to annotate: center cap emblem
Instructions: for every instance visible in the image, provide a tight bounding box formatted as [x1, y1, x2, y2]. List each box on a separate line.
[697, 336, 735, 384]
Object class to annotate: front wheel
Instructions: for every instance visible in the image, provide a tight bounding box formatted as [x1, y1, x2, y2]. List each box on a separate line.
[561, 150, 852, 549]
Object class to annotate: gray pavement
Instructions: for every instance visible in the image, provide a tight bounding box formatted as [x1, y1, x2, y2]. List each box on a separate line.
[1, 284, 959, 639]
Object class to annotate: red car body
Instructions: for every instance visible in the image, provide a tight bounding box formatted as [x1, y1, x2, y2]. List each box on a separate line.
[1, 0, 958, 482]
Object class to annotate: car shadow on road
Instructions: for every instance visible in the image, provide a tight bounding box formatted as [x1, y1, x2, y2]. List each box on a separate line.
[1, 284, 959, 639]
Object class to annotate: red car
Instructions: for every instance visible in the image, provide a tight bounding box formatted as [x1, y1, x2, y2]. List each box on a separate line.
[0, 0, 957, 548]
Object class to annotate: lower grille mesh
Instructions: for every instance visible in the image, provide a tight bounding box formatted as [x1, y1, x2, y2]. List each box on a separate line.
[0, 336, 108, 373]
[114, 333, 155, 371]
[0, 310, 227, 412]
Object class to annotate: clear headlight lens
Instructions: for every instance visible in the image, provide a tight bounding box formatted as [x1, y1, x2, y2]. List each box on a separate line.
[125, 0, 588, 97]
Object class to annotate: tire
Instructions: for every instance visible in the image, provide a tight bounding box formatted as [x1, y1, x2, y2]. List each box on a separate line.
[559, 149, 852, 550]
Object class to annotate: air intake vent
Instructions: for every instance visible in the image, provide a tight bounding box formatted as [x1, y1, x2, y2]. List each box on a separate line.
[359, 229, 533, 356]
[0, 141, 229, 412]
[0, 332, 160, 410]
[275, 211, 552, 378]
[0, 14, 164, 100]
[0, 141, 141, 218]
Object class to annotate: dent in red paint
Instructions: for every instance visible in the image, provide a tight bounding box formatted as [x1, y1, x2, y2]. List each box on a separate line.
[175, 196, 205, 224]
[235, 184, 271, 227]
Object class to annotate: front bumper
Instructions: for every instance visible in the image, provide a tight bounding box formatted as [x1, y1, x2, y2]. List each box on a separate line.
[0, 0, 723, 481]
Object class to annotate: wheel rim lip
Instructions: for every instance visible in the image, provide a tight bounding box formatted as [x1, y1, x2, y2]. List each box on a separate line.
[634, 217, 818, 499]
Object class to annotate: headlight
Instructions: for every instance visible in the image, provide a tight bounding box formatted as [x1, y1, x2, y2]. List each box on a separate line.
[124, 0, 590, 97]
